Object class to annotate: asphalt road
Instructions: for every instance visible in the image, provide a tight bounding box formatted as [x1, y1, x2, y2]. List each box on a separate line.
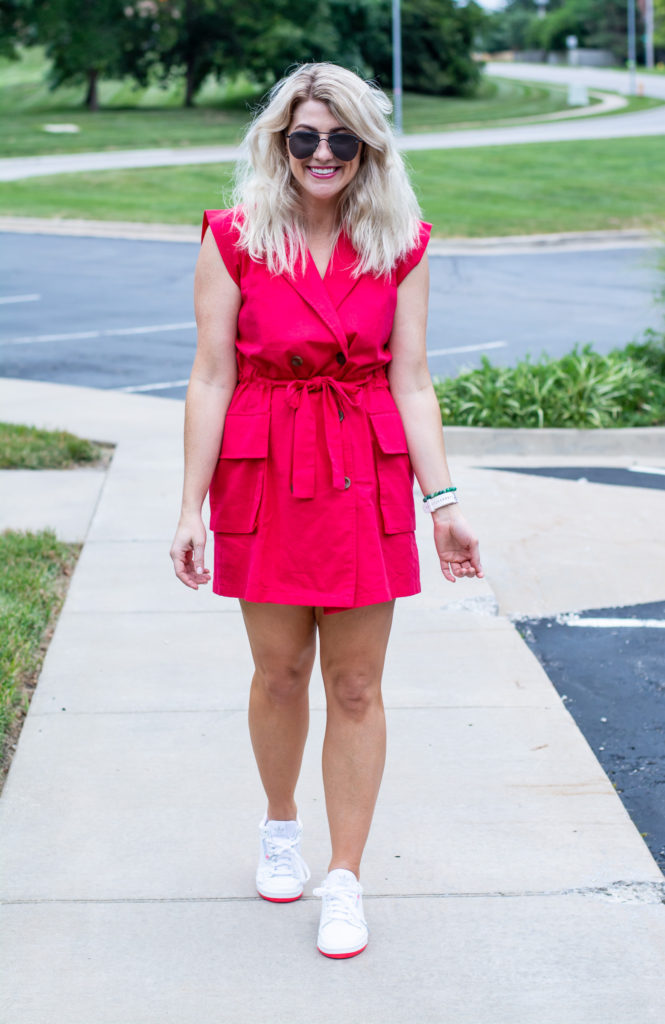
[517, 598, 665, 872]
[2, 233, 663, 397]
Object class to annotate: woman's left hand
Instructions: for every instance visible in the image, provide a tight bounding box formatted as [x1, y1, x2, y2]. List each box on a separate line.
[432, 506, 484, 583]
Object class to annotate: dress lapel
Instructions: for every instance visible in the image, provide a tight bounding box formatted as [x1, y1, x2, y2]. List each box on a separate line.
[283, 233, 361, 358]
[324, 232, 362, 311]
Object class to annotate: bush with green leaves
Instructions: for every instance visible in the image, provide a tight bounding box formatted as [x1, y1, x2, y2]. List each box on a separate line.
[434, 336, 665, 429]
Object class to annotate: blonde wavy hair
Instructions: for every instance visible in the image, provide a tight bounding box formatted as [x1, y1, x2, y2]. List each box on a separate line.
[232, 62, 422, 278]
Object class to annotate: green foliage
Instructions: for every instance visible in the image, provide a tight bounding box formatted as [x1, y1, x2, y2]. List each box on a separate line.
[433, 340, 665, 429]
[0, 530, 78, 763]
[0, 422, 103, 468]
[0, 0, 37, 59]
[485, 0, 646, 62]
[369, 0, 484, 96]
[23, 0, 484, 107]
[656, 0, 665, 51]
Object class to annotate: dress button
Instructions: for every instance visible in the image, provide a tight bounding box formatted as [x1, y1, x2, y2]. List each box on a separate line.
[291, 355, 304, 367]
[335, 352, 346, 366]
[338, 408, 344, 422]
[344, 476, 351, 489]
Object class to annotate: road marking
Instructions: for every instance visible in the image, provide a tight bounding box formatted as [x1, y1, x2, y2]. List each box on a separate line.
[559, 614, 665, 629]
[629, 465, 665, 477]
[427, 341, 507, 357]
[0, 293, 40, 305]
[116, 379, 189, 393]
[1, 321, 196, 345]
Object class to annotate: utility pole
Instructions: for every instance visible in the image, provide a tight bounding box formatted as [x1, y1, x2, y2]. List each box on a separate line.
[644, 0, 655, 70]
[392, 0, 403, 135]
[627, 0, 637, 96]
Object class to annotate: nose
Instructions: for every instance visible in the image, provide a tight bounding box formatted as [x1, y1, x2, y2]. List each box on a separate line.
[313, 136, 334, 160]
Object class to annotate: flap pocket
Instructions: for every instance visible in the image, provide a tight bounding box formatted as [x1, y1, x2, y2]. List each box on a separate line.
[369, 412, 414, 534]
[369, 411, 409, 455]
[220, 413, 270, 459]
[210, 412, 269, 533]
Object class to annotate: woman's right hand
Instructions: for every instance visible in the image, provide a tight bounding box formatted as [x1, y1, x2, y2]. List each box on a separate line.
[170, 512, 211, 590]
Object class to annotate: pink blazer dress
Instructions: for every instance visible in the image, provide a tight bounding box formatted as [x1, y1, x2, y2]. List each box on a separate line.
[202, 208, 432, 613]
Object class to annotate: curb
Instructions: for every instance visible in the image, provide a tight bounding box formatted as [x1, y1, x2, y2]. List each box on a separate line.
[1, 216, 662, 254]
[443, 425, 665, 456]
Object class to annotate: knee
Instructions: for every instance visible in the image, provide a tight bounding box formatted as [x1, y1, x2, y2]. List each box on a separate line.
[325, 669, 381, 719]
[253, 663, 310, 706]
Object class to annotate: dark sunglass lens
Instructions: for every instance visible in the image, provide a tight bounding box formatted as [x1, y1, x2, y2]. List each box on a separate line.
[288, 131, 319, 159]
[329, 134, 359, 161]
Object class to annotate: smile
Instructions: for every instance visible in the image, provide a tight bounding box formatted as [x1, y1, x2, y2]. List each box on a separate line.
[307, 166, 340, 179]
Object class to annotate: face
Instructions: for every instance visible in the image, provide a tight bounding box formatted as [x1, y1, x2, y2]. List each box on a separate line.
[286, 98, 362, 208]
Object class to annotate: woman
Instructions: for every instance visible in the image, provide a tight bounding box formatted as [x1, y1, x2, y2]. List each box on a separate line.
[170, 62, 483, 959]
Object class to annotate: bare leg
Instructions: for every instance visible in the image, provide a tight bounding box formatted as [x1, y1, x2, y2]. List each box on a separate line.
[240, 601, 317, 821]
[316, 601, 394, 879]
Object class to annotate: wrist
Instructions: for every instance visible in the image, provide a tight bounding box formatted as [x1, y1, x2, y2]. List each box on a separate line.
[432, 503, 461, 523]
[180, 504, 203, 519]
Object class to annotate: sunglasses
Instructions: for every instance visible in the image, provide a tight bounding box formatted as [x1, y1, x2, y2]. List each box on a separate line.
[286, 130, 361, 162]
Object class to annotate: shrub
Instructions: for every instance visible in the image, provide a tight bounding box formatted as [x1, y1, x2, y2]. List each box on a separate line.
[434, 340, 665, 429]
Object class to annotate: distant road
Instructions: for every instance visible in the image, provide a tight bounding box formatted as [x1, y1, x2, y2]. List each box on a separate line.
[485, 61, 665, 100]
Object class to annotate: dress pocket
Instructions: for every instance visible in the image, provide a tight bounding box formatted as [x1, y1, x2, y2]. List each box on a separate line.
[209, 413, 269, 534]
[369, 411, 416, 534]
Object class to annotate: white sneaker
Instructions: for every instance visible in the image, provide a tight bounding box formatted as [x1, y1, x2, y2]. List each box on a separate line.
[256, 814, 311, 903]
[314, 868, 369, 958]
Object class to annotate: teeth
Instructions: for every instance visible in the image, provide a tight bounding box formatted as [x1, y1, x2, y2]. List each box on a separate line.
[309, 167, 337, 177]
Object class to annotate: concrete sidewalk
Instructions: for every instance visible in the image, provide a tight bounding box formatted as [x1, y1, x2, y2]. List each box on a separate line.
[1, 377, 664, 1024]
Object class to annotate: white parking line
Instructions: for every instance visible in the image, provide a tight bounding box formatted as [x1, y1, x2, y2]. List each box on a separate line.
[559, 614, 665, 629]
[629, 465, 665, 477]
[116, 379, 189, 393]
[427, 341, 507, 357]
[1, 321, 196, 345]
[0, 293, 40, 304]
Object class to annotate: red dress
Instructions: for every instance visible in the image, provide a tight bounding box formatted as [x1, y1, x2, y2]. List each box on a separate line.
[202, 209, 432, 613]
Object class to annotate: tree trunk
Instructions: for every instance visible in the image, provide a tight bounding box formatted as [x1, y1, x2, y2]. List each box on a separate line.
[85, 68, 99, 111]
[184, 60, 195, 108]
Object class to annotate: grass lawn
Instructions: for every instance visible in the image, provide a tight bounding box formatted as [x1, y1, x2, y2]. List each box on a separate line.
[3, 46, 659, 157]
[1, 135, 663, 237]
[0, 421, 110, 784]
[0, 422, 105, 468]
[0, 530, 79, 783]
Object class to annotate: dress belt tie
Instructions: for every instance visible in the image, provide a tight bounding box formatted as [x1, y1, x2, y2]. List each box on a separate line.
[285, 376, 364, 499]
[236, 369, 387, 500]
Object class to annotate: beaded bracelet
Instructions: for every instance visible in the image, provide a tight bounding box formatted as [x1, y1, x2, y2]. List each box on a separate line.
[422, 486, 456, 503]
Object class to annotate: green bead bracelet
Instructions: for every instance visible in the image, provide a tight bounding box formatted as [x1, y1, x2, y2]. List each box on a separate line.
[422, 486, 457, 503]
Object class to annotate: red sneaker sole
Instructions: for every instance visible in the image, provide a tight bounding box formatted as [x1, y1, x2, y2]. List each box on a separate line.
[257, 890, 303, 903]
[317, 944, 367, 959]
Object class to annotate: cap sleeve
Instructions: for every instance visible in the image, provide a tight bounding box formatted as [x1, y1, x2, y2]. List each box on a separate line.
[201, 208, 242, 285]
[395, 221, 432, 286]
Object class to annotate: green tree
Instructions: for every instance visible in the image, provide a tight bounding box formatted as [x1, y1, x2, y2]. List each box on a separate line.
[522, 0, 645, 62]
[0, 0, 37, 59]
[34, 0, 165, 110]
[655, 0, 665, 52]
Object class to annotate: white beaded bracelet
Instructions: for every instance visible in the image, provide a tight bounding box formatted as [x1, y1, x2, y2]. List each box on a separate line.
[423, 491, 459, 513]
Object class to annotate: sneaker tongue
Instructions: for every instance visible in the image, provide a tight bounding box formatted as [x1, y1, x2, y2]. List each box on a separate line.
[268, 819, 299, 839]
[327, 868, 358, 887]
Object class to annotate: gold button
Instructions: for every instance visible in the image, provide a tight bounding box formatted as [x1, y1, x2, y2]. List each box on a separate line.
[344, 476, 351, 489]
[291, 355, 304, 367]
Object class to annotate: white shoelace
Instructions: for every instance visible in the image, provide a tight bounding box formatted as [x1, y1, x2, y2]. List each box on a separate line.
[313, 882, 366, 928]
[261, 831, 311, 882]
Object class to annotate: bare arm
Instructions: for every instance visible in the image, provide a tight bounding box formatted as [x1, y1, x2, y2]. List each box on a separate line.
[169, 228, 241, 589]
[388, 254, 483, 582]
